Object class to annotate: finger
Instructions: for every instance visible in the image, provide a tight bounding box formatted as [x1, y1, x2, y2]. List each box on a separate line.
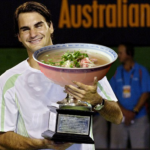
[57, 99, 68, 104]
[63, 90, 67, 93]
[66, 88, 84, 98]
[93, 76, 98, 86]
[65, 85, 86, 95]
[72, 81, 87, 90]
[66, 89, 81, 99]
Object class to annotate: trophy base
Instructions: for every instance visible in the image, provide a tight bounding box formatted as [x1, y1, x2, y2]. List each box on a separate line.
[42, 130, 94, 144]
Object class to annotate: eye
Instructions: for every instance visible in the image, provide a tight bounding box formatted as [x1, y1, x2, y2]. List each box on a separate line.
[21, 28, 29, 32]
[37, 24, 43, 28]
[23, 28, 29, 31]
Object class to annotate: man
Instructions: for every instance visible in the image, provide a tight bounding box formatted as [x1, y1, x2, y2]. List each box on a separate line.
[110, 44, 150, 149]
[0, 2, 122, 150]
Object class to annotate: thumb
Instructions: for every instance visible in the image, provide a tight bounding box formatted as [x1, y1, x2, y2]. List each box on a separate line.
[93, 76, 98, 86]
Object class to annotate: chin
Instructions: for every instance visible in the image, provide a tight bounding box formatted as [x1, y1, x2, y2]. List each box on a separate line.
[30, 46, 44, 52]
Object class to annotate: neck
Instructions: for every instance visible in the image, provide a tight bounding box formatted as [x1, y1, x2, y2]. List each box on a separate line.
[123, 59, 134, 71]
[27, 51, 40, 70]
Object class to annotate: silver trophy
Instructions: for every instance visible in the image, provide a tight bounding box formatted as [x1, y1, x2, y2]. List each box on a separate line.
[42, 98, 94, 143]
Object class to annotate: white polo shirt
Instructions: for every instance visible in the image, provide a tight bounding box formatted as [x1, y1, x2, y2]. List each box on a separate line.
[0, 60, 117, 150]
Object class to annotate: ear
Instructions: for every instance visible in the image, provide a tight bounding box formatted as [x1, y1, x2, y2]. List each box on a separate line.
[18, 34, 22, 42]
[49, 21, 54, 34]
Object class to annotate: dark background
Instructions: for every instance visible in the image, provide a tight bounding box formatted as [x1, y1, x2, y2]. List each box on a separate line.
[0, 0, 150, 47]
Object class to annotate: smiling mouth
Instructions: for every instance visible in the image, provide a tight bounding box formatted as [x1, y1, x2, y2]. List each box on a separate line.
[29, 38, 43, 44]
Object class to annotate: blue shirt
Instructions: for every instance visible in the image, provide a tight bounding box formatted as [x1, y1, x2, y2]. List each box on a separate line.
[110, 62, 150, 118]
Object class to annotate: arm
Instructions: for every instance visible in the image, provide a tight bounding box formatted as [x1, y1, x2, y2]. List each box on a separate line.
[0, 131, 72, 150]
[65, 77, 123, 124]
[133, 92, 149, 112]
[134, 67, 150, 112]
[117, 102, 135, 126]
[117, 92, 149, 126]
[0, 131, 45, 150]
[96, 98, 123, 124]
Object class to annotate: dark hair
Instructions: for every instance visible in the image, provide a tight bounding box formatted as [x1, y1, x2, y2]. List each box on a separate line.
[119, 43, 134, 58]
[14, 1, 52, 35]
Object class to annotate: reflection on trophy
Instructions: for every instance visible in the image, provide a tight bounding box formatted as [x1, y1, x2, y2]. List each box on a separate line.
[33, 43, 118, 143]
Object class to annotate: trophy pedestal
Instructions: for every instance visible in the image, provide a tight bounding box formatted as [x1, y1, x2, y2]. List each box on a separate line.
[42, 106, 94, 144]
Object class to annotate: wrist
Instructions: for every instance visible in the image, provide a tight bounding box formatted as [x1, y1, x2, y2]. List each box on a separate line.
[93, 97, 105, 111]
[133, 107, 139, 114]
[92, 94, 103, 106]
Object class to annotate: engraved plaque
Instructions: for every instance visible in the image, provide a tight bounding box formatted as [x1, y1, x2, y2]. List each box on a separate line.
[57, 114, 90, 135]
[42, 105, 94, 144]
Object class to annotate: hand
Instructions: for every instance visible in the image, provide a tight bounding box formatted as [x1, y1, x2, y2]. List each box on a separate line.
[43, 139, 73, 150]
[65, 77, 102, 106]
[123, 109, 135, 126]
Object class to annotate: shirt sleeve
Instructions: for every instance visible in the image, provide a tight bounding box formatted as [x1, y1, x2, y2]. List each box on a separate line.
[97, 76, 118, 102]
[0, 78, 18, 132]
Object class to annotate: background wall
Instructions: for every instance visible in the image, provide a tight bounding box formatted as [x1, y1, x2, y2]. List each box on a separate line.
[1, 47, 150, 79]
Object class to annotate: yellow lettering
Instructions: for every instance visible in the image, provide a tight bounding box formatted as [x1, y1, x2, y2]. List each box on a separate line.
[82, 5, 92, 28]
[140, 4, 150, 27]
[129, 4, 139, 27]
[99, 5, 106, 28]
[58, 0, 71, 28]
[71, 5, 82, 28]
[117, 0, 122, 27]
[123, 0, 128, 27]
[58, 0, 150, 29]
[106, 5, 116, 27]
[92, 0, 99, 28]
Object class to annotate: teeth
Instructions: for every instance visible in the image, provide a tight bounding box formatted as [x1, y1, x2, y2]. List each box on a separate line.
[29, 38, 42, 44]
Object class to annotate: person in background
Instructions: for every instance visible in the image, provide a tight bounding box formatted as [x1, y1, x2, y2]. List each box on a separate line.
[0, 2, 123, 150]
[110, 43, 150, 149]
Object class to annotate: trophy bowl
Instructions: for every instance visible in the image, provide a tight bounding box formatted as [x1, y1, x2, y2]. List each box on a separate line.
[33, 43, 117, 144]
[33, 43, 117, 87]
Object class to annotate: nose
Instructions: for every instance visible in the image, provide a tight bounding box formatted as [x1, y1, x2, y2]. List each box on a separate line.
[30, 28, 37, 38]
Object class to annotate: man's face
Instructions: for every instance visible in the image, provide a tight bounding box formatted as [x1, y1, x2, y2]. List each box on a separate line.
[18, 12, 53, 53]
[117, 45, 129, 63]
